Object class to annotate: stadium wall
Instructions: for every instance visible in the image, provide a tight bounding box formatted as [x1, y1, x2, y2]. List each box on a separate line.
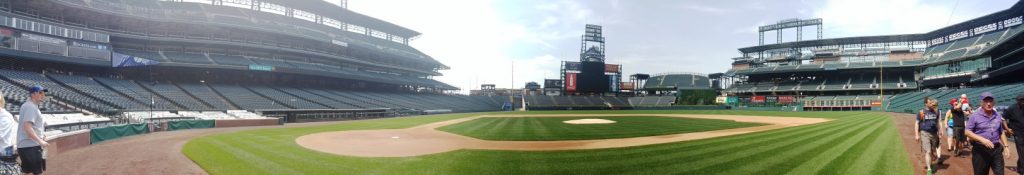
[214, 119, 282, 128]
[48, 130, 91, 155]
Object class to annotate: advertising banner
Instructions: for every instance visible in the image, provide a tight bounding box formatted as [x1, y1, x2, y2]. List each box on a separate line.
[565, 73, 577, 92]
[544, 79, 562, 88]
[604, 64, 620, 73]
[620, 82, 635, 90]
[778, 95, 794, 103]
[564, 62, 581, 71]
[751, 96, 766, 103]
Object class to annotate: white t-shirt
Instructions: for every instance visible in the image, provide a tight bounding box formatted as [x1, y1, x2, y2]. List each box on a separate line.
[0, 108, 16, 155]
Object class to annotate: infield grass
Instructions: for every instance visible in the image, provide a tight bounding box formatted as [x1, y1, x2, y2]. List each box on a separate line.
[183, 110, 913, 175]
[438, 116, 764, 141]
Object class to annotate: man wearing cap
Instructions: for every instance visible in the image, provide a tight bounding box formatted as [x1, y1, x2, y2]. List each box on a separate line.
[17, 85, 48, 175]
[1004, 94, 1024, 174]
[966, 92, 1010, 175]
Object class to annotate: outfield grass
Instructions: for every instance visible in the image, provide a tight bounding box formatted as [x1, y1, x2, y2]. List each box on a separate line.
[437, 116, 764, 141]
[183, 110, 913, 174]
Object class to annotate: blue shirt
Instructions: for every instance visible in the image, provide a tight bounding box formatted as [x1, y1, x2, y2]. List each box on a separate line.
[967, 108, 1004, 145]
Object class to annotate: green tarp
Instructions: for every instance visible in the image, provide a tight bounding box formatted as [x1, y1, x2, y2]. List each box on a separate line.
[167, 120, 215, 131]
[90, 123, 149, 144]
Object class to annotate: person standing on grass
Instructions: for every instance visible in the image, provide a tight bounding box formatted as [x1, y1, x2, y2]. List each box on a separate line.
[917, 97, 941, 174]
[18, 86, 48, 175]
[966, 92, 1009, 175]
[0, 91, 19, 174]
[1003, 94, 1024, 174]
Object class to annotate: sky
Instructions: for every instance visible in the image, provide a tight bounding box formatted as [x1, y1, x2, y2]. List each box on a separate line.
[332, 0, 1017, 94]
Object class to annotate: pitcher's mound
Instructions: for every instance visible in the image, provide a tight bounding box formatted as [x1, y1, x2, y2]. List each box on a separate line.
[563, 118, 616, 124]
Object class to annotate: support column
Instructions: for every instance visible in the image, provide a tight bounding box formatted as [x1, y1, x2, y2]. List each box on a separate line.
[796, 26, 802, 41]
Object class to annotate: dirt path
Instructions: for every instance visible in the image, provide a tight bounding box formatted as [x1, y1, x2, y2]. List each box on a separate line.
[296, 114, 829, 157]
[47, 120, 353, 175]
[892, 112, 1019, 175]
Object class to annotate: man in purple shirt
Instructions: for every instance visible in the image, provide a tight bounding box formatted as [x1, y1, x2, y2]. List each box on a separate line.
[966, 92, 1010, 175]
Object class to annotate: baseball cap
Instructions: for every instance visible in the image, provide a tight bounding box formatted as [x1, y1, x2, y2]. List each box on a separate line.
[28, 85, 47, 93]
[949, 99, 958, 106]
[979, 92, 994, 101]
[1017, 94, 1024, 101]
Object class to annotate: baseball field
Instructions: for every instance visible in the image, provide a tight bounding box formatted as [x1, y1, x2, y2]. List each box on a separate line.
[437, 116, 765, 141]
[182, 110, 912, 174]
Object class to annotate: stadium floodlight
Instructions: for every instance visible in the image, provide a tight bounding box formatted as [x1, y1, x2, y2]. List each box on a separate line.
[758, 18, 823, 45]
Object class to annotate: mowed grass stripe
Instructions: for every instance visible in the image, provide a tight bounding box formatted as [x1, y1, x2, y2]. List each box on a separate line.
[439, 116, 763, 141]
[729, 115, 890, 175]
[802, 113, 894, 174]
[450, 112, 873, 171]
[446, 113, 878, 174]
[858, 116, 912, 175]
[184, 111, 912, 174]
[535, 113, 876, 163]
[590, 114, 881, 174]
[785, 114, 889, 174]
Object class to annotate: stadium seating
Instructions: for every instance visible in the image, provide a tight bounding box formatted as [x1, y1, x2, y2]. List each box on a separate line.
[644, 74, 711, 90]
[0, 76, 73, 113]
[138, 81, 211, 110]
[176, 83, 234, 110]
[48, 74, 148, 110]
[162, 52, 214, 64]
[628, 96, 676, 106]
[247, 86, 327, 109]
[208, 54, 254, 66]
[209, 84, 290, 110]
[93, 77, 179, 110]
[886, 83, 1024, 113]
[0, 70, 117, 113]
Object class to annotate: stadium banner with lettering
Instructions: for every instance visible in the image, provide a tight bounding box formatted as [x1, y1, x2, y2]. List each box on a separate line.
[765, 96, 778, 103]
[751, 96, 766, 103]
[716, 96, 727, 104]
[21, 33, 65, 45]
[565, 73, 577, 92]
[604, 64, 620, 73]
[248, 64, 274, 71]
[564, 62, 581, 71]
[778, 95, 794, 104]
[620, 82, 635, 90]
[871, 100, 883, 107]
[0, 28, 13, 48]
[544, 79, 562, 88]
[739, 97, 751, 103]
[727, 96, 739, 104]
[609, 75, 619, 92]
[111, 52, 159, 67]
[72, 40, 108, 50]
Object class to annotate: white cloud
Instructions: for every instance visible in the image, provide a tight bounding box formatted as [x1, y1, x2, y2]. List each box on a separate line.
[345, 0, 593, 94]
[814, 0, 959, 37]
[335, 0, 1014, 94]
[677, 3, 734, 14]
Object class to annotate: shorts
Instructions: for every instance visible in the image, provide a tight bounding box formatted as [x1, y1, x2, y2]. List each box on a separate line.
[947, 127, 954, 136]
[953, 127, 966, 142]
[920, 131, 939, 154]
[17, 146, 45, 174]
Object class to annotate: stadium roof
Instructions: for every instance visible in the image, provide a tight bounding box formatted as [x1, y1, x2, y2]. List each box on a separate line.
[258, 0, 421, 38]
[739, 1, 1024, 54]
